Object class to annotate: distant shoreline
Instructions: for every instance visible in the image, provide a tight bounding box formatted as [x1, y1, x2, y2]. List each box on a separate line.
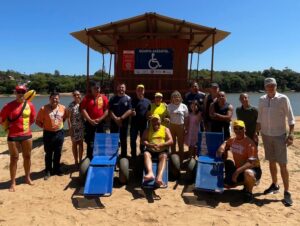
[1, 91, 299, 98]
[0, 93, 73, 98]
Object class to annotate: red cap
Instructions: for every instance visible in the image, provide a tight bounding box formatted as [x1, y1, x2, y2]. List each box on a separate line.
[15, 85, 27, 91]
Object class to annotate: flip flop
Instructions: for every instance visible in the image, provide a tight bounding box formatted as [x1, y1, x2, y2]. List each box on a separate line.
[155, 180, 167, 188]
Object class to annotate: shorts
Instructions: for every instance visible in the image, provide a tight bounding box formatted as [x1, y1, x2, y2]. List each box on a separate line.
[144, 149, 168, 160]
[261, 134, 287, 164]
[224, 159, 262, 186]
[7, 135, 32, 142]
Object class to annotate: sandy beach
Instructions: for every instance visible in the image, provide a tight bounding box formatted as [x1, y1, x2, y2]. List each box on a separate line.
[0, 118, 300, 226]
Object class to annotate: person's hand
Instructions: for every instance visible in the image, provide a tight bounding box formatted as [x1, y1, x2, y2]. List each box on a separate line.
[286, 134, 294, 146]
[253, 134, 259, 144]
[88, 119, 97, 126]
[163, 118, 170, 124]
[131, 109, 136, 116]
[116, 117, 122, 127]
[153, 144, 161, 151]
[232, 170, 240, 183]
[94, 118, 102, 124]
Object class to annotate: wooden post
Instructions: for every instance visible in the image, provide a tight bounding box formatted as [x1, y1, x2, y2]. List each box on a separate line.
[101, 48, 105, 86]
[210, 31, 215, 82]
[196, 49, 200, 79]
[189, 52, 193, 81]
[86, 30, 90, 93]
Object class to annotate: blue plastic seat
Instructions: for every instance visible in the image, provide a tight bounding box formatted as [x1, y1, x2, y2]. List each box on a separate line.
[195, 132, 224, 193]
[84, 133, 119, 196]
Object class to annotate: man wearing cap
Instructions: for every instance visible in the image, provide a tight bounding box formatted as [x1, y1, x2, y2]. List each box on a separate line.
[109, 83, 132, 158]
[217, 120, 262, 203]
[142, 114, 173, 186]
[0, 85, 36, 191]
[203, 82, 219, 131]
[80, 81, 109, 160]
[236, 93, 258, 145]
[257, 77, 295, 206]
[130, 84, 151, 158]
[147, 92, 169, 126]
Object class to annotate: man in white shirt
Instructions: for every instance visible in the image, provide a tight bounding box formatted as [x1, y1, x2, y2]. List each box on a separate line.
[256, 77, 295, 206]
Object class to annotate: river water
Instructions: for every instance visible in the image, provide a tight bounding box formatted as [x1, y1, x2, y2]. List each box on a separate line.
[0, 92, 299, 130]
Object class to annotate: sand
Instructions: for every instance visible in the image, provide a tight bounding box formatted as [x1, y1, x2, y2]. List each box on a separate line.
[0, 118, 300, 226]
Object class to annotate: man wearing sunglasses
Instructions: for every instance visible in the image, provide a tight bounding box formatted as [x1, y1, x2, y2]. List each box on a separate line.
[217, 120, 261, 203]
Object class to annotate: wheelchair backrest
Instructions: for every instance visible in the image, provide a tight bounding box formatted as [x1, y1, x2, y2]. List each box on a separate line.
[93, 133, 119, 157]
[197, 132, 224, 157]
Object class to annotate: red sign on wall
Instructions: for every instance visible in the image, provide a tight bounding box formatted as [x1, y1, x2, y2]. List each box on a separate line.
[122, 50, 135, 71]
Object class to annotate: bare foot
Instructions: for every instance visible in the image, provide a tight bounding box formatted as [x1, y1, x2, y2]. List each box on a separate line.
[155, 178, 166, 187]
[143, 173, 155, 181]
[9, 184, 16, 192]
[25, 178, 34, 186]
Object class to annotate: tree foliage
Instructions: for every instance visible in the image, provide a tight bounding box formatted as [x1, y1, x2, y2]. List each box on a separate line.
[0, 67, 300, 94]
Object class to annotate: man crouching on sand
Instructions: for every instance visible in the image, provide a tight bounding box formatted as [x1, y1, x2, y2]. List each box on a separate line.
[217, 120, 262, 203]
[142, 114, 173, 187]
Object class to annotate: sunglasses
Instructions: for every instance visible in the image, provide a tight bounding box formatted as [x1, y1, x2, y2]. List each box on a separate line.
[233, 126, 244, 131]
[16, 90, 26, 94]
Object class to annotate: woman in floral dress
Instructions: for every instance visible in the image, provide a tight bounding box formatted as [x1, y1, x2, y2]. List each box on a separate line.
[67, 90, 84, 167]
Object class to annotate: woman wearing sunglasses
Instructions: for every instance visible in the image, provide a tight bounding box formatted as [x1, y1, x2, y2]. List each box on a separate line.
[0, 85, 36, 192]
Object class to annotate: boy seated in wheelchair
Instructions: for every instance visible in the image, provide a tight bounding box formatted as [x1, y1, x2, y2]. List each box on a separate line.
[217, 120, 262, 202]
[142, 114, 173, 187]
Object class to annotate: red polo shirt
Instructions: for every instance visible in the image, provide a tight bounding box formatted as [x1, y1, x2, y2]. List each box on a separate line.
[80, 94, 108, 120]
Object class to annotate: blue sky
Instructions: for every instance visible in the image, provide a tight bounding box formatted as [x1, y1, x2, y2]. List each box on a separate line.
[1, 0, 300, 75]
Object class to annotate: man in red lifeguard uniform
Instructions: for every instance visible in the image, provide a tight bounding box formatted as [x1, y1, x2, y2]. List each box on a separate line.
[80, 81, 109, 159]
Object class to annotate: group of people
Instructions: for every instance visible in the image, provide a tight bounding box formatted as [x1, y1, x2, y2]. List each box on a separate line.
[0, 77, 295, 206]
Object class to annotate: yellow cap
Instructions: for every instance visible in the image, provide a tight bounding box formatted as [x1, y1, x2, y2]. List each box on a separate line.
[233, 120, 245, 128]
[151, 114, 160, 120]
[136, 84, 145, 89]
[155, 92, 163, 97]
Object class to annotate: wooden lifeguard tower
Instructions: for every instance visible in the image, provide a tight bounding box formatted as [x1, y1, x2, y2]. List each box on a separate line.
[71, 12, 230, 98]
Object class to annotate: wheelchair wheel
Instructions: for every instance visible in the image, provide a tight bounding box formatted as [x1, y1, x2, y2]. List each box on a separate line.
[79, 158, 90, 185]
[119, 157, 129, 184]
[170, 153, 180, 179]
[186, 158, 197, 183]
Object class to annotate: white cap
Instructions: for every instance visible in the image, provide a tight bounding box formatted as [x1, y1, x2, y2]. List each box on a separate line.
[264, 77, 277, 86]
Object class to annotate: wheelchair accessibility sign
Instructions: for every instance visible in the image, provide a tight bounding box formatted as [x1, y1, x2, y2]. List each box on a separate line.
[134, 49, 173, 74]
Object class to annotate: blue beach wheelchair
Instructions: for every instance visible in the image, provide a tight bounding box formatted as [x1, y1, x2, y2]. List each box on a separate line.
[80, 133, 119, 196]
[188, 132, 225, 193]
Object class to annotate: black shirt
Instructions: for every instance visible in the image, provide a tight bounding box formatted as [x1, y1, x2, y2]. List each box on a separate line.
[131, 96, 151, 125]
[184, 91, 206, 112]
[109, 95, 132, 117]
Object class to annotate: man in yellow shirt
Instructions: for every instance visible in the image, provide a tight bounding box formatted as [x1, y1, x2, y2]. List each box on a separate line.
[142, 114, 173, 187]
